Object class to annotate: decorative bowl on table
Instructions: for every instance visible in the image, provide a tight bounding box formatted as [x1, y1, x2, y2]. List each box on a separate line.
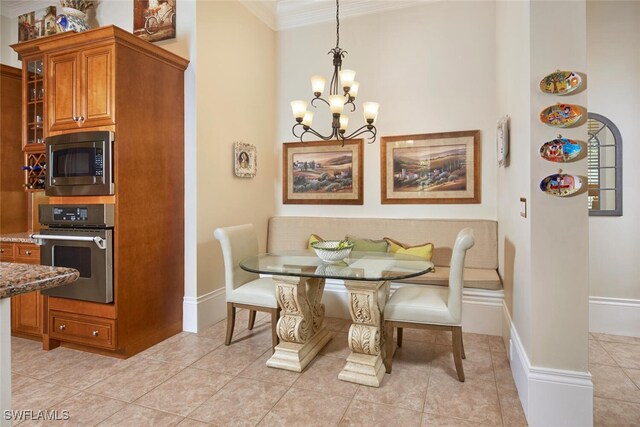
[311, 240, 354, 264]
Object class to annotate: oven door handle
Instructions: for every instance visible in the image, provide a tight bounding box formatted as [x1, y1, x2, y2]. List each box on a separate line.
[30, 234, 107, 250]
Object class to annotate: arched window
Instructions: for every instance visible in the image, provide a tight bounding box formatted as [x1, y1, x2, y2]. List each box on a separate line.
[588, 113, 622, 216]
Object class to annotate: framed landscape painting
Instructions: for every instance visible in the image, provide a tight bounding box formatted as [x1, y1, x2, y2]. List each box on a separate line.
[283, 139, 363, 205]
[381, 130, 480, 204]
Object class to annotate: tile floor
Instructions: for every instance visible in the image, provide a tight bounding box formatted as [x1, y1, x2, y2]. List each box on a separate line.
[8, 311, 639, 426]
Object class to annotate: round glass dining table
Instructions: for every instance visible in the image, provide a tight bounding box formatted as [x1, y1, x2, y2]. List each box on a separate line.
[240, 249, 433, 387]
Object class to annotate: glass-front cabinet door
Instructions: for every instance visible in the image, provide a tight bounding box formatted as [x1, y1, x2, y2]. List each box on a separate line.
[23, 55, 47, 190]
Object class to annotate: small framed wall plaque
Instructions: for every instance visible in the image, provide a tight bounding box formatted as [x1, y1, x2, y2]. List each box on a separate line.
[234, 142, 257, 178]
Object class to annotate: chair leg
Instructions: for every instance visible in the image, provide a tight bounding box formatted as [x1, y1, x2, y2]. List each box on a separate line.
[270, 308, 280, 353]
[460, 331, 466, 359]
[397, 327, 403, 348]
[248, 310, 257, 330]
[225, 302, 236, 346]
[384, 321, 395, 374]
[452, 326, 465, 382]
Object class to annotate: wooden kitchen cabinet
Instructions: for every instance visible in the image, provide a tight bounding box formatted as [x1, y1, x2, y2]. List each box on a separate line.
[47, 45, 115, 132]
[2, 242, 43, 339]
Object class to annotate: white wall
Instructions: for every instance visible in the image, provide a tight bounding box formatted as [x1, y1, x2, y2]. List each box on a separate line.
[276, 1, 498, 220]
[0, 14, 18, 66]
[587, 1, 640, 301]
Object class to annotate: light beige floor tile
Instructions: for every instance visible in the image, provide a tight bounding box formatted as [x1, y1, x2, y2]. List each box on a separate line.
[135, 367, 233, 417]
[232, 321, 275, 348]
[491, 351, 517, 394]
[292, 355, 358, 398]
[87, 359, 183, 402]
[340, 321, 353, 332]
[354, 364, 429, 412]
[497, 387, 527, 426]
[460, 333, 492, 351]
[178, 419, 212, 427]
[325, 317, 349, 332]
[12, 379, 78, 413]
[42, 352, 133, 390]
[593, 396, 640, 426]
[390, 339, 434, 373]
[592, 333, 640, 345]
[136, 332, 192, 358]
[192, 341, 269, 376]
[258, 386, 350, 427]
[589, 339, 617, 366]
[430, 345, 494, 383]
[189, 377, 288, 425]
[146, 334, 224, 367]
[12, 373, 38, 392]
[11, 337, 41, 353]
[425, 374, 502, 426]
[320, 332, 352, 359]
[487, 336, 506, 354]
[591, 363, 640, 403]
[239, 349, 301, 387]
[422, 412, 498, 426]
[339, 399, 422, 426]
[196, 319, 230, 340]
[11, 346, 92, 380]
[24, 391, 127, 427]
[97, 404, 183, 427]
[599, 342, 640, 369]
[624, 367, 640, 389]
[397, 327, 439, 344]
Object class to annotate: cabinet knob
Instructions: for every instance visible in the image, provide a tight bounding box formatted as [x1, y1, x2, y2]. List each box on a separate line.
[59, 324, 66, 331]
[25, 250, 31, 256]
[0, 249, 4, 254]
[92, 330, 99, 337]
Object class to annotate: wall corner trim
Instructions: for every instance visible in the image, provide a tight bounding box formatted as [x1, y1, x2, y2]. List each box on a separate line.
[182, 288, 226, 333]
[505, 303, 594, 427]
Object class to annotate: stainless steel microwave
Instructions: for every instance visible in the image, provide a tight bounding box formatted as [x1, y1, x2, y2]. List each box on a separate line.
[45, 131, 115, 196]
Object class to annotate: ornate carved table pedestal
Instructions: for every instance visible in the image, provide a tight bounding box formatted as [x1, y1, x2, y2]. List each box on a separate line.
[240, 250, 432, 387]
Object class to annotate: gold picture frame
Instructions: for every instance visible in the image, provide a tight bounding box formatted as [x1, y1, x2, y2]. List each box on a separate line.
[283, 139, 363, 205]
[381, 130, 481, 204]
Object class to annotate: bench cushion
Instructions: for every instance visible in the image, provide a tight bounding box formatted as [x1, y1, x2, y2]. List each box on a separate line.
[398, 266, 502, 290]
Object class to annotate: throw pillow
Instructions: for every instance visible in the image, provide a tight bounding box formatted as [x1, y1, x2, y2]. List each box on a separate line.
[384, 237, 434, 261]
[346, 235, 389, 252]
[307, 234, 324, 249]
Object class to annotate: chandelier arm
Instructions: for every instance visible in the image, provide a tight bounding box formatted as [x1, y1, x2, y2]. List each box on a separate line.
[292, 123, 306, 139]
[300, 126, 338, 142]
[311, 97, 330, 108]
[344, 99, 356, 112]
[340, 125, 378, 143]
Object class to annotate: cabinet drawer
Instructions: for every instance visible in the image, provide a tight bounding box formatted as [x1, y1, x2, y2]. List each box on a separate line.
[49, 310, 116, 349]
[0, 243, 14, 261]
[14, 244, 40, 263]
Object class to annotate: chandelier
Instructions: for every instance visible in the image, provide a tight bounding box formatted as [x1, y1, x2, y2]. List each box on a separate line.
[290, 0, 379, 145]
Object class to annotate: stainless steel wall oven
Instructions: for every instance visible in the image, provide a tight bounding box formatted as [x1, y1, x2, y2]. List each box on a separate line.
[33, 204, 114, 303]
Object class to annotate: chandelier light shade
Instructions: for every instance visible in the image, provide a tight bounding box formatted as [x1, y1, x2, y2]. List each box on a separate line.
[290, 0, 378, 144]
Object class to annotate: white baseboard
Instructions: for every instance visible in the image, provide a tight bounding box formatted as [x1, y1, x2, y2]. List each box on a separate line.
[504, 303, 593, 427]
[323, 280, 504, 336]
[182, 288, 226, 333]
[589, 296, 640, 337]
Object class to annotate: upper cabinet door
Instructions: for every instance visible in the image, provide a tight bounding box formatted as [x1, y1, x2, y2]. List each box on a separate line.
[47, 51, 79, 131]
[81, 46, 115, 128]
[47, 46, 115, 132]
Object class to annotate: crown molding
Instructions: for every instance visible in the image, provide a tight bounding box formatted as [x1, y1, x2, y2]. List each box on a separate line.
[239, 0, 278, 31]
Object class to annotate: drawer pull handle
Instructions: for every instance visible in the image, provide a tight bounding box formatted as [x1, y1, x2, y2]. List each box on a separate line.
[59, 324, 66, 331]
[25, 250, 31, 255]
[92, 330, 99, 337]
[0, 249, 4, 254]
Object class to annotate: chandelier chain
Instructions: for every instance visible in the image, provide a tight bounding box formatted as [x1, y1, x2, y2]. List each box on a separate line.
[335, 0, 340, 48]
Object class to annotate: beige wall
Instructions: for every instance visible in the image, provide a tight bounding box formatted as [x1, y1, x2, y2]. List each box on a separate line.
[276, 1, 498, 220]
[587, 1, 640, 300]
[495, 0, 532, 350]
[195, 1, 277, 297]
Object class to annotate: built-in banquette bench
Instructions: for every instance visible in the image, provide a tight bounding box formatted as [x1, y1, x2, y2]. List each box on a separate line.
[267, 216, 504, 335]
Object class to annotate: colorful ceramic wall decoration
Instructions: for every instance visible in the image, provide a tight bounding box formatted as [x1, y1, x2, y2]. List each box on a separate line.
[539, 70, 582, 95]
[539, 173, 582, 197]
[539, 137, 582, 162]
[539, 104, 582, 128]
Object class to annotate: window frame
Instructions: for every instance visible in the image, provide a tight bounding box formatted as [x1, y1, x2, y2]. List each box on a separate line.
[588, 112, 623, 217]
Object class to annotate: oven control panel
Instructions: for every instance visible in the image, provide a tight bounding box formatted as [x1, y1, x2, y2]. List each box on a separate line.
[39, 204, 115, 228]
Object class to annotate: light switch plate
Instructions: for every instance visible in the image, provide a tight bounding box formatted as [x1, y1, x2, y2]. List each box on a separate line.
[520, 197, 527, 218]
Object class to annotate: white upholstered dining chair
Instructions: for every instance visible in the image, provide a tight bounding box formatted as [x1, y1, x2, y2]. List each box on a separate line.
[214, 224, 279, 351]
[383, 228, 475, 381]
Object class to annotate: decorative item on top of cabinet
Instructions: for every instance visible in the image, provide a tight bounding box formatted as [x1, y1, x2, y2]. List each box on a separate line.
[56, 0, 94, 33]
[133, 0, 176, 43]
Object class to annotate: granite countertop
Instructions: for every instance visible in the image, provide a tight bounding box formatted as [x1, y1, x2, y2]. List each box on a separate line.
[0, 232, 36, 244]
[0, 262, 79, 299]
